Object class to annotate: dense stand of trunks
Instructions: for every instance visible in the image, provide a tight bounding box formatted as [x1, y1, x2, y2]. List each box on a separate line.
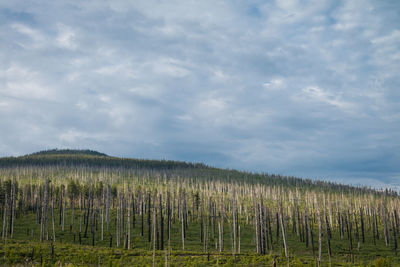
[0, 165, 399, 265]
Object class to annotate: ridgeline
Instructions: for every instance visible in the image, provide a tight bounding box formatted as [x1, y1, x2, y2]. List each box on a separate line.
[0, 149, 209, 170]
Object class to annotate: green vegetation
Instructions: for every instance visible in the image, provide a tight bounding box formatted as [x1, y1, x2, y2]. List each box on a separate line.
[0, 150, 398, 266]
[0, 149, 210, 170]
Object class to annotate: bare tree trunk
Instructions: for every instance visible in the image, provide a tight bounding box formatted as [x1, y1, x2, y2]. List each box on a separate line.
[116, 195, 120, 247]
[153, 199, 156, 267]
[127, 192, 131, 249]
[70, 196, 74, 229]
[101, 189, 104, 241]
[41, 180, 49, 242]
[238, 225, 241, 254]
[218, 220, 223, 252]
[393, 213, 398, 255]
[304, 209, 309, 248]
[62, 187, 65, 232]
[148, 193, 152, 242]
[9, 184, 15, 238]
[2, 192, 7, 240]
[155, 195, 159, 250]
[160, 194, 164, 250]
[254, 201, 259, 253]
[181, 204, 185, 251]
[106, 185, 110, 230]
[52, 194, 56, 242]
[79, 192, 83, 233]
[132, 195, 136, 230]
[310, 212, 315, 257]
[84, 192, 91, 238]
[232, 200, 236, 255]
[279, 203, 288, 260]
[325, 214, 332, 263]
[316, 197, 322, 267]
[360, 207, 365, 243]
[268, 211, 274, 251]
[296, 202, 300, 238]
[141, 199, 144, 237]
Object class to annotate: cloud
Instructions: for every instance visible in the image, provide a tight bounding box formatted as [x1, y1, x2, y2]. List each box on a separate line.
[263, 78, 284, 90]
[10, 23, 46, 49]
[56, 24, 78, 50]
[150, 58, 191, 78]
[0, 64, 55, 100]
[294, 86, 356, 111]
[0, 0, 399, 188]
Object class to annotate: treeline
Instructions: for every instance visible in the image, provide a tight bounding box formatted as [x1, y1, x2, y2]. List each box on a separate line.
[29, 149, 108, 157]
[0, 150, 210, 170]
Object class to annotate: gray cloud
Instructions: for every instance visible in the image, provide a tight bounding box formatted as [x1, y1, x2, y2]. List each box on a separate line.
[0, 0, 399, 188]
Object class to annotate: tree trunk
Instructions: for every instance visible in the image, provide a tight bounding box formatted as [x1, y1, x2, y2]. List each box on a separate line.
[360, 207, 365, 243]
[316, 198, 322, 266]
[160, 194, 164, 250]
[2, 192, 8, 240]
[279, 203, 289, 260]
[148, 193, 151, 242]
[51, 195, 56, 242]
[127, 193, 131, 249]
[181, 203, 185, 251]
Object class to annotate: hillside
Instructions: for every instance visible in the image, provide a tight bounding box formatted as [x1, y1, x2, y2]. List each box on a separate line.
[0, 150, 398, 266]
[0, 149, 394, 197]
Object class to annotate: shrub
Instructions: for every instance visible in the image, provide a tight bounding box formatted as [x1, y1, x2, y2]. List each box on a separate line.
[369, 257, 391, 267]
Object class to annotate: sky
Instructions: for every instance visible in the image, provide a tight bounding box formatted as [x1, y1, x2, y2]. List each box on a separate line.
[0, 0, 399, 189]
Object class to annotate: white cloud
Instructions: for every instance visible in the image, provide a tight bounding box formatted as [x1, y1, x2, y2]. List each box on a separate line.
[263, 78, 284, 90]
[11, 23, 46, 49]
[0, 101, 10, 109]
[331, 0, 372, 32]
[67, 72, 80, 82]
[56, 24, 78, 50]
[212, 69, 230, 82]
[371, 29, 400, 45]
[76, 101, 87, 110]
[4, 81, 53, 100]
[98, 95, 111, 103]
[295, 86, 355, 111]
[150, 58, 190, 78]
[177, 114, 192, 121]
[60, 129, 109, 143]
[0, 64, 36, 79]
[129, 86, 161, 98]
[95, 63, 137, 78]
[0, 64, 55, 100]
[194, 96, 228, 125]
[371, 29, 400, 67]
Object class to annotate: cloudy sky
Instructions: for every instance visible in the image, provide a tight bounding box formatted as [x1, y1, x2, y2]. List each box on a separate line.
[0, 0, 399, 188]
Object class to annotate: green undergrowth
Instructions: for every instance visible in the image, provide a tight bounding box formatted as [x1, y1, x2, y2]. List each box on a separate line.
[2, 210, 398, 266]
[0, 240, 397, 266]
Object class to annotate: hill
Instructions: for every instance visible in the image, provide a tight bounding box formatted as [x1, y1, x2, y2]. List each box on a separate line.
[0, 149, 209, 170]
[28, 148, 109, 157]
[0, 149, 398, 266]
[0, 149, 396, 197]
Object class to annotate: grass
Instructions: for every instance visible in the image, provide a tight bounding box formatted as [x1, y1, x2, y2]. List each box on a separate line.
[1, 208, 398, 266]
[0, 240, 396, 266]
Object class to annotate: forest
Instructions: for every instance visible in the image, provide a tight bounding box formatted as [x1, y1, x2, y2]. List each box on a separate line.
[0, 150, 398, 266]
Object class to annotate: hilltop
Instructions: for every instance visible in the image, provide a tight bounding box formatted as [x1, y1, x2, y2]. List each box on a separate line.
[28, 149, 109, 157]
[0, 149, 209, 170]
